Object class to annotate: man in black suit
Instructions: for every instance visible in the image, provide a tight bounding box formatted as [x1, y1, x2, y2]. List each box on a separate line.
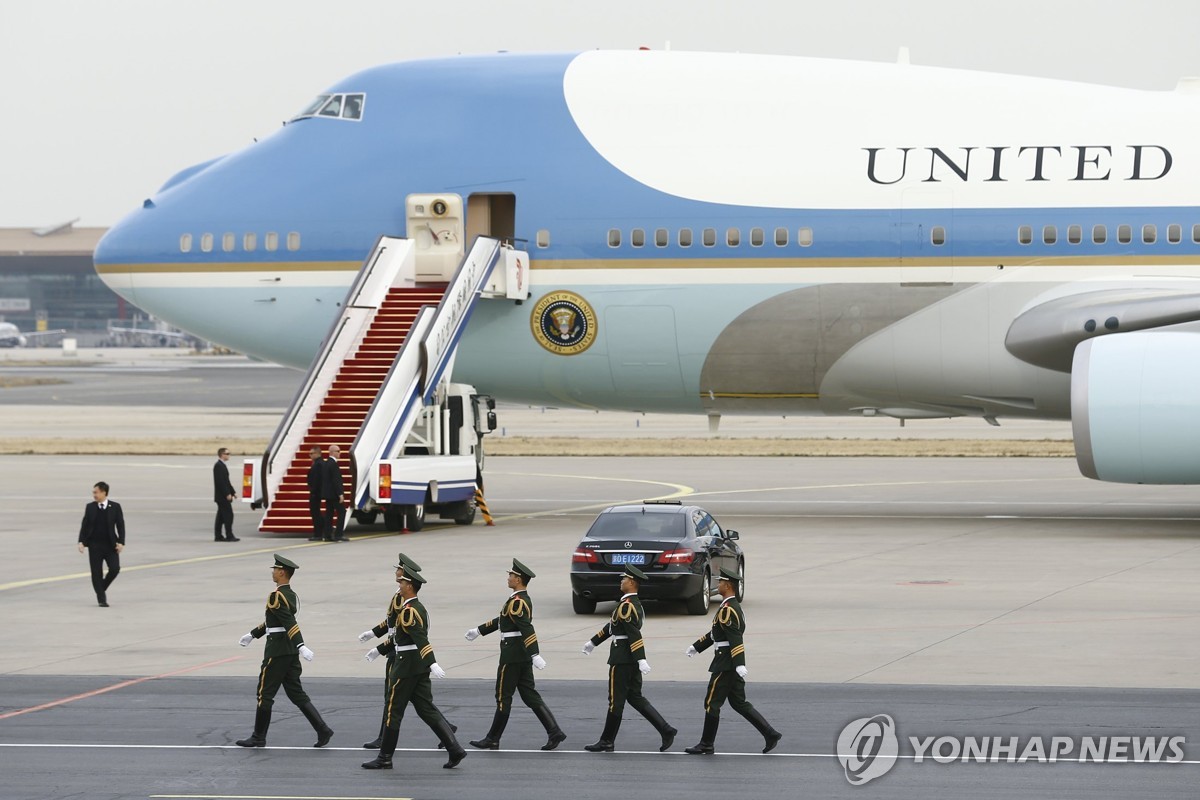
[321, 444, 347, 542]
[306, 445, 324, 542]
[77, 481, 125, 607]
[213, 448, 240, 542]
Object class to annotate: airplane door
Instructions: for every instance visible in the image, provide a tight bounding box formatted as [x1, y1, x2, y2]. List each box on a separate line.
[406, 194, 464, 282]
[900, 188, 954, 285]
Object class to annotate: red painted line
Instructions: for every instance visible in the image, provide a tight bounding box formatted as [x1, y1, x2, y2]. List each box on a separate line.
[0, 655, 243, 721]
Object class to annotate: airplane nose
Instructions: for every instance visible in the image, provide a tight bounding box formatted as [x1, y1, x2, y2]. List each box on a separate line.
[93, 207, 152, 306]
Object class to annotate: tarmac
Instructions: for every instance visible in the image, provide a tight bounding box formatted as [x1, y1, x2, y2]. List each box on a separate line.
[0, 349, 1197, 798]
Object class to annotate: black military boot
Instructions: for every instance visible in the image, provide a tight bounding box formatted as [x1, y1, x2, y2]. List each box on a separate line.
[470, 709, 509, 750]
[363, 709, 386, 749]
[684, 714, 719, 755]
[361, 726, 398, 769]
[298, 701, 333, 747]
[435, 718, 458, 749]
[639, 704, 678, 752]
[236, 706, 272, 747]
[584, 712, 621, 752]
[532, 705, 567, 751]
[742, 707, 782, 753]
[432, 717, 467, 768]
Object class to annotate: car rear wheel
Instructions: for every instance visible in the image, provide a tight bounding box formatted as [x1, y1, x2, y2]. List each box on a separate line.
[572, 593, 597, 615]
[686, 568, 712, 615]
[735, 559, 746, 602]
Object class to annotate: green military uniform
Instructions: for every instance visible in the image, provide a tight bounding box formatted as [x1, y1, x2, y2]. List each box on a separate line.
[583, 565, 676, 752]
[235, 554, 332, 748]
[684, 567, 780, 755]
[466, 559, 565, 750]
[360, 553, 426, 750]
[362, 568, 466, 770]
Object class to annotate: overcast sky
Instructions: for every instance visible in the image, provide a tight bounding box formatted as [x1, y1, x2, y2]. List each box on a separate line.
[3, 0, 1200, 228]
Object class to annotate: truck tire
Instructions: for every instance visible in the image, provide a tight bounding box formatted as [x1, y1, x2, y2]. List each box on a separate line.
[454, 502, 476, 526]
[405, 504, 425, 532]
[383, 508, 402, 532]
[686, 568, 712, 615]
[352, 509, 379, 526]
[572, 593, 597, 615]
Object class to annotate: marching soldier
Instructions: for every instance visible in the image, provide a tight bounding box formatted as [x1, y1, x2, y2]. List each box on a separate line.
[358, 552, 423, 749]
[580, 564, 676, 752]
[683, 567, 781, 755]
[361, 564, 467, 770]
[464, 558, 566, 750]
[235, 554, 333, 748]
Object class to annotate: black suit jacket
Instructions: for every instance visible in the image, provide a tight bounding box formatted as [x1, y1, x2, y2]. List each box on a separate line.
[319, 457, 343, 499]
[306, 458, 322, 499]
[78, 501, 126, 548]
[213, 460, 235, 502]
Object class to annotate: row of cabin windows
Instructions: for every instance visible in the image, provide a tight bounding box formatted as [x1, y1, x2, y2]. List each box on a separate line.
[179, 232, 301, 253]
[1018, 223, 1199, 246]
[605, 226, 818, 249]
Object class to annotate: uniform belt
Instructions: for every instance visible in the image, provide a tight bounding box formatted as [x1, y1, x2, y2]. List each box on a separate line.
[395, 644, 418, 652]
[713, 640, 731, 647]
[500, 631, 522, 639]
[387, 627, 396, 636]
[265, 627, 286, 634]
[611, 635, 628, 641]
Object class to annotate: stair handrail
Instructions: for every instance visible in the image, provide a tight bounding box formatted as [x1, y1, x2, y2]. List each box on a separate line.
[259, 235, 411, 507]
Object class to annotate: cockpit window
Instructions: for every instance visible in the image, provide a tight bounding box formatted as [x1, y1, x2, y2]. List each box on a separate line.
[291, 92, 366, 122]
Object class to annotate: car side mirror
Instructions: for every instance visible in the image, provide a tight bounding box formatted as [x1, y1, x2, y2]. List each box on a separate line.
[726, 530, 739, 540]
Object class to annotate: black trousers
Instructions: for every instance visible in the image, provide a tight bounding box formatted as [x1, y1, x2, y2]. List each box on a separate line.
[383, 671, 442, 732]
[494, 661, 546, 712]
[607, 663, 658, 719]
[309, 496, 322, 537]
[87, 543, 120, 599]
[214, 497, 234, 538]
[702, 670, 755, 718]
[321, 497, 343, 538]
[255, 654, 311, 710]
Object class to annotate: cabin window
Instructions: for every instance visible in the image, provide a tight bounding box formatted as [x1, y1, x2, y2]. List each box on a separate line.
[342, 94, 365, 120]
[1167, 223, 1182, 244]
[535, 229, 550, 248]
[678, 228, 693, 247]
[1093, 224, 1107, 244]
[655, 228, 669, 247]
[179, 234, 192, 253]
[200, 233, 213, 253]
[931, 226, 946, 246]
[608, 229, 621, 247]
[702, 228, 716, 247]
[294, 95, 329, 119]
[243, 233, 257, 252]
[798, 227, 813, 247]
[1018, 225, 1032, 245]
[1142, 224, 1157, 244]
[265, 232, 279, 252]
[749, 227, 765, 247]
[630, 228, 645, 248]
[726, 228, 741, 247]
[1193, 223, 1200, 243]
[1043, 225, 1057, 245]
[287, 232, 301, 251]
[1067, 225, 1082, 245]
[1117, 224, 1132, 244]
[774, 227, 788, 246]
[318, 95, 343, 117]
[221, 233, 235, 253]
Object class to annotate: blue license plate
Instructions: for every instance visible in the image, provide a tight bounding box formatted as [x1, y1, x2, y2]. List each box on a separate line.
[610, 553, 646, 565]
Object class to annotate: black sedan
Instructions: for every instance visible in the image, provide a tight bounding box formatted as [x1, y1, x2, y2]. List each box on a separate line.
[570, 500, 744, 615]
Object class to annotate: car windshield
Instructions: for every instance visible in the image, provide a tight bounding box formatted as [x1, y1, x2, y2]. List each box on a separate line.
[586, 511, 685, 540]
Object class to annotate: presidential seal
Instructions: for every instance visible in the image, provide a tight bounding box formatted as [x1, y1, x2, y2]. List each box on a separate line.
[531, 290, 598, 355]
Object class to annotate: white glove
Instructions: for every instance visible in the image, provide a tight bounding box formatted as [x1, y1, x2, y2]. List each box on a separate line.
[430, 663, 447, 679]
[298, 645, 314, 661]
[736, 665, 748, 679]
[364, 648, 381, 662]
[581, 641, 595, 655]
[638, 659, 651, 675]
[685, 645, 698, 658]
[358, 630, 374, 643]
[238, 633, 253, 647]
[532, 654, 547, 670]
[465, 627, 480, 641]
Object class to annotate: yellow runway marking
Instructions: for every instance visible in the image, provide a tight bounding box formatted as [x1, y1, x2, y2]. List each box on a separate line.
[682, 476, 1065, 499]
[489, 471, 694, 522]
[150, 796, 413, 800]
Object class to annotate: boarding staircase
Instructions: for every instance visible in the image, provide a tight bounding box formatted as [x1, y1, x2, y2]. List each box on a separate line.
[250, 235, 519, 533]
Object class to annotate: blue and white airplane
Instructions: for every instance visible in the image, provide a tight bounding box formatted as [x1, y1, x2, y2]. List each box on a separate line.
[94, 50, 1200, 484]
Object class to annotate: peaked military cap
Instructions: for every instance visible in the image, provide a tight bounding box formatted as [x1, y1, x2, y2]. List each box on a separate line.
[393, 552, 423, 572]
[623, 564, 648, 582]
[717, 567, 740, 582]
[399, 569, 427, 585]
[273, 554, 299, 571]
[508, 558, 536, 581]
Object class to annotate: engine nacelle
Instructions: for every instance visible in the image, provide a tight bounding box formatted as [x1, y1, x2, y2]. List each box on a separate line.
[1072, 331, 1200, 484]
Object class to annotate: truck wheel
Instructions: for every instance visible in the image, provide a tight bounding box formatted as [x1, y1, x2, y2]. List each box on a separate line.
[383, 509, 402, 532]
[686, 569, 712, 615]
[572, 593, 597, 615]
[352, 510, 379, 526]
[405, 504, 425, 532]
[454, 502, 476, 526]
